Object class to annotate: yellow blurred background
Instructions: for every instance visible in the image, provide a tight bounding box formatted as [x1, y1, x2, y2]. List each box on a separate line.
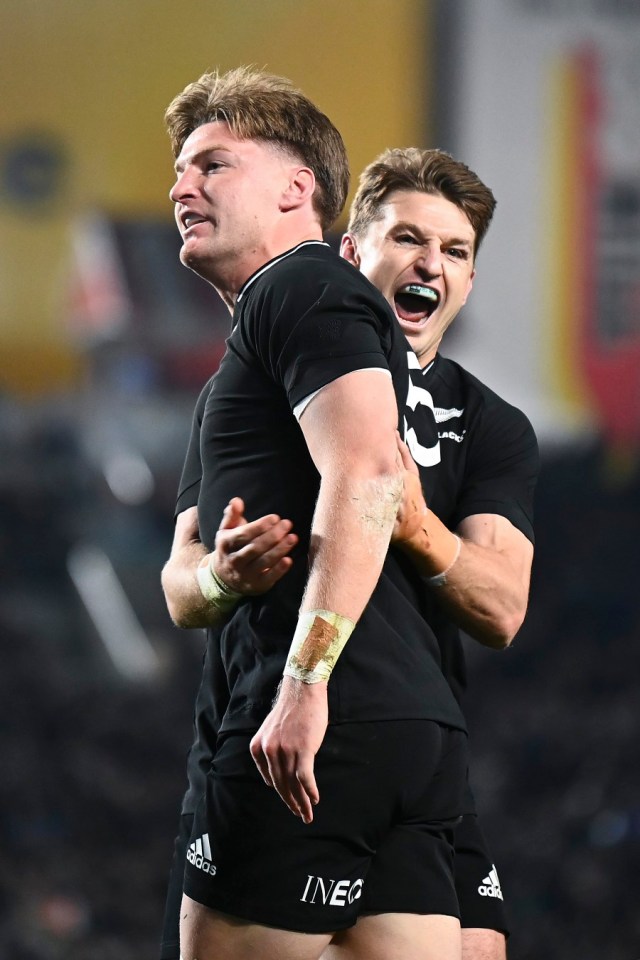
[0, 0, 431, 394]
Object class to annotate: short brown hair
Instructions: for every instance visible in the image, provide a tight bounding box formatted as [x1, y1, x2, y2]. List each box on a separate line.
[348, 147, 496, 255]
[165, 66, 349, 231]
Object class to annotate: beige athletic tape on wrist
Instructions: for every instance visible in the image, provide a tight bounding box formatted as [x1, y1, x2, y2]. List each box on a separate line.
[283, 609, 356, 683]
[426, 534, 462, 587]
[196, 559, 243, 615]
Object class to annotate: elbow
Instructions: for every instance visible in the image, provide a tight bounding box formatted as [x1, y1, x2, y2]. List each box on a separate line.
[371, 454, 404, 510]
[167, 603, 191, 630]
[161, 565, 191, 629]
[165, 597, 203, 630]
[358, 437, 404, 485]
[485, 607, 527, 650]
[162, 591, 187, 629]
[466, 600, 527, 650]
[487, 627, 515, 651]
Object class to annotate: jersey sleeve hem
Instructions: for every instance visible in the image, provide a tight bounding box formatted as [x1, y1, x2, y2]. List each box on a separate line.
[452, 499, 535, 544]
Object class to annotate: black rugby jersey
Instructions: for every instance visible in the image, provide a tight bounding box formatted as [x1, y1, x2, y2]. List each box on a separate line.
[179, 345, 538, 813]
[178, 241, 465, 740]
[404, 350, 539, 703]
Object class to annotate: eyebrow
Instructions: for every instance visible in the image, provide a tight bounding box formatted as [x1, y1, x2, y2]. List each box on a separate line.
[174, 145, 233, 174]
[390, 220, 473, 249]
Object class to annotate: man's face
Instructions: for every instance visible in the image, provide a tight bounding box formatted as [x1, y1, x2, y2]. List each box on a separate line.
[170, 121, 296, 291]
[342, 190, 476, 367]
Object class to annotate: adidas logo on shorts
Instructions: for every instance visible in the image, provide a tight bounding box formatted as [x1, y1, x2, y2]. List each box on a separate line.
[187, 833, 217, 875]
[478, 865, 503, 900]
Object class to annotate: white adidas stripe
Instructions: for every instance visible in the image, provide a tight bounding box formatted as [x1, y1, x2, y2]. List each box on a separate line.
[190, 833, 212, 860]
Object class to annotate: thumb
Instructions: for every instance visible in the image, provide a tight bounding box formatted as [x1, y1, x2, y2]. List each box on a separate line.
[218, 497, 246, 530]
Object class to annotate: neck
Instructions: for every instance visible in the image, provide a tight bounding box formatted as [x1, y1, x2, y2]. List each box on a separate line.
[215, 227, 324, 311]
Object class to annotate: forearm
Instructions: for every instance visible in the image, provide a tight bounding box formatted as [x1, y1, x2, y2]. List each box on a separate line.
[302, 469, 403, 620]
[398, 509, 529, 649]
[161, 541, 227, 629]
[274, 468, 402, 772]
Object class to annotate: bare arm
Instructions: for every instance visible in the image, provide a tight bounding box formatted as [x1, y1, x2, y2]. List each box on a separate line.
[161, 499, 298, 628]
[393, 437, 533, 649]
[250, 369, 403, 823]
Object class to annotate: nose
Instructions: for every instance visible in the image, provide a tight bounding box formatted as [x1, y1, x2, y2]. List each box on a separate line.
[170, 166, 198, 203]
[415, 244, 443, 278]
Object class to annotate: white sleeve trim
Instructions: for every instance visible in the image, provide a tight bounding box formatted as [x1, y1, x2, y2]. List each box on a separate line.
[293, 367, 392, 421]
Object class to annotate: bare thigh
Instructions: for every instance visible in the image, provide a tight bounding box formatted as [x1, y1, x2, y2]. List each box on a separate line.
[180, 893, 333, 960]
[322, 912, 462, 960]
[462, 927, 507, 960]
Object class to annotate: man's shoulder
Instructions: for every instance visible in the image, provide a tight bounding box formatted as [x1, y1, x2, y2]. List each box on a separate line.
[250, 242, 388, 309]
[433, 355, 532, 424]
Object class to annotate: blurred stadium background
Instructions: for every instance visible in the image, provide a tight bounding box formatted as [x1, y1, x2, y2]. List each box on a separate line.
[1, 0, 638, 956]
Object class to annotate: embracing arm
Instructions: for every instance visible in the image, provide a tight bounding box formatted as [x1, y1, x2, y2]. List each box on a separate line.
[393, 440, 533, 649]
[161, 506, 209, 628]
[161, 499, 298, 629]
[440, 512, 532, 647]
[250, 368, 403, 822]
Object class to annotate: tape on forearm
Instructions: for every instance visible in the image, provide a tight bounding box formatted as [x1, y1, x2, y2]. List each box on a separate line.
[425, 534, 462, 587]
[283, 609, 356, 683]
[196, 558, 243, 616]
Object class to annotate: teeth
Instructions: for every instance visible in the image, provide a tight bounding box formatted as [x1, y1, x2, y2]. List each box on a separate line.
[401, 284, 438, 301]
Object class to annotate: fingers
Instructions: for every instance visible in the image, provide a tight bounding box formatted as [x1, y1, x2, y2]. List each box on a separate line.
[243, 530, 298, 573]
[250, 732, 274, 788]
[232, 556, 294, 596]
[219, 517, 297, 565]
[295, 759, 320, 821]
[249, 737, 318, 824]
[270, 751, 317, 824]
[395, 431, 419, 475]
[218, 497, 246, 530]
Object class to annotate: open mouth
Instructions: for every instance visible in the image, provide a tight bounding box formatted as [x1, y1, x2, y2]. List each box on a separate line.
[182, 213, 208, 231]
[394, 284, 439, 323]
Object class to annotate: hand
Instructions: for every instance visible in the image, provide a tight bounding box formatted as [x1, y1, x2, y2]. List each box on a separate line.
[173, 505, 203, 551]
[211, 497, 298, 595]
[250, 676, 328, 823]
[392, 435, 428, 544]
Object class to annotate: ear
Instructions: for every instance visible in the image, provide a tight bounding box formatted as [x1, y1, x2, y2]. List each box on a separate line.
[280, 166, 316, 212]
[340, 233, 360, 267]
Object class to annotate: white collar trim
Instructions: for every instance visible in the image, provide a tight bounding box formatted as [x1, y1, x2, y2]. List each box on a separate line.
[236, 241, 329, 304]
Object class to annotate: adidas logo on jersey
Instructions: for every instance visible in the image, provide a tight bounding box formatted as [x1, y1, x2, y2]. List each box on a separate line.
[478, 865, 503, 900]
[187, 833, 217, 875]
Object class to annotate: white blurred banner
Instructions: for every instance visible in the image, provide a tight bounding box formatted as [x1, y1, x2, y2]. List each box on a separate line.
[448, 0, 640, 448]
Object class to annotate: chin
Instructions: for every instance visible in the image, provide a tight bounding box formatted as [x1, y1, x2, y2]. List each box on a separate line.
[181, 243, 203, 268]
[397, 318, 429, 339]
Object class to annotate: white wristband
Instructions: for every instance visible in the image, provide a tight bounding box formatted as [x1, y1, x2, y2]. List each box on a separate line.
[425, 535, 461, 587]
[283, 609, 356, 683]
[196, 558, 243, 615]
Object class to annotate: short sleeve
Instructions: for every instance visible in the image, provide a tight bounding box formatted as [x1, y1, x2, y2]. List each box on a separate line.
[452, 403, 539, 543]
[174, 378, 210, 518]
[244, 260, 393, 412]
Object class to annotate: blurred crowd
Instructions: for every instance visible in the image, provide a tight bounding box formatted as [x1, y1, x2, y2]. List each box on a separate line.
[465, 445, 640, 959]
[0, 395, 638, 959]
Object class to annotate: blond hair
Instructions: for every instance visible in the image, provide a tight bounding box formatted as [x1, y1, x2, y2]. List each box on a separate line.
[165, 66, 349, 230]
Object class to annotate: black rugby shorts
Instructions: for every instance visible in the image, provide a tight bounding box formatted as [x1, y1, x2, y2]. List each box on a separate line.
[182, 720, 467, 934]
[159, 793, 508, 958]
[450, 813, 509, 936]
